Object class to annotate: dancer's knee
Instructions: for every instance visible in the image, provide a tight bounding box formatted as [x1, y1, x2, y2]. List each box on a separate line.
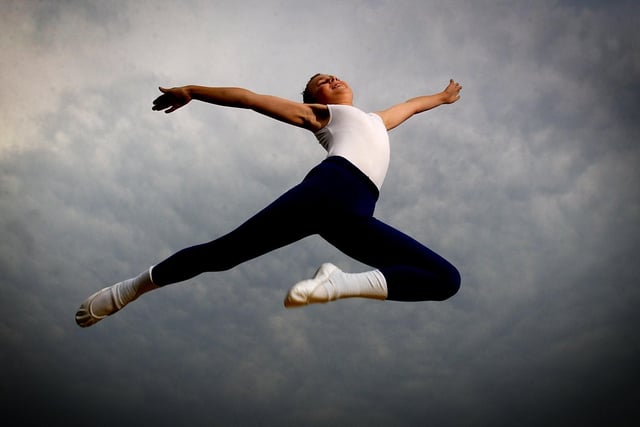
[447, 265, 462, 298]
[435, 265, 461, 301]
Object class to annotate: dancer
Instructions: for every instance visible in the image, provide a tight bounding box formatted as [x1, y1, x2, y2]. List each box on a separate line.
[76, 74, 462, 327]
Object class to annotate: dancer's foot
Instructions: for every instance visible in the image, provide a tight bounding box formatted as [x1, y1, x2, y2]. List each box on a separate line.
[75, 285, 125, 328]
[75, 269, 156, 328]
[284, 263, 339, 308]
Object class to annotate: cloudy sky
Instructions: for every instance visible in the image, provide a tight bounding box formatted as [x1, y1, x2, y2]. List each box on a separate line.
[1, 0, 639, 425]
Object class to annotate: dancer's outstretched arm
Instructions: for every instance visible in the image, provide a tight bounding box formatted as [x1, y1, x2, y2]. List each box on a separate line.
[152, 85, 329, 132]
[376, 79, 462, 131]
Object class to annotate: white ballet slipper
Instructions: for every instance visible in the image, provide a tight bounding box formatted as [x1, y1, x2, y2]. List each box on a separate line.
[284, 263, 339, 308]
[75, 285, 125, 328]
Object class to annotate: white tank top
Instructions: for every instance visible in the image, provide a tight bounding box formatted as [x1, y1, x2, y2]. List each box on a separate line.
[314, 105, 390, 190]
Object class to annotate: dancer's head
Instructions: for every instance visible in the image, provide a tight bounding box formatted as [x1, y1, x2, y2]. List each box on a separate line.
[302, 73, 353, 105]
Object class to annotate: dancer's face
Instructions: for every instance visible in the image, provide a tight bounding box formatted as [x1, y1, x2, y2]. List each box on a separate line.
[307, 74, 353, 105]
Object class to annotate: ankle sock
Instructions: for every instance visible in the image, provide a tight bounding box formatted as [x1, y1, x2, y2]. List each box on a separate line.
[324, 268, 388, 301]
[77, 267, 157, 322]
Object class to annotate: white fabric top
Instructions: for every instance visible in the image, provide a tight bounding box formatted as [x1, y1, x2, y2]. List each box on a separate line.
[314, 104, 390, 190]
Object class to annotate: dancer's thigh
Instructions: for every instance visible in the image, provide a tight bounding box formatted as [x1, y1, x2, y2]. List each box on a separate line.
[210, 182, 323, 264]
[321, 217, 450, 272]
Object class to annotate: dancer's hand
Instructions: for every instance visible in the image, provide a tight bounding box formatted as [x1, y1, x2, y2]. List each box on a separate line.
[152, 86, 192, 113]
[441, 79, 462, 104]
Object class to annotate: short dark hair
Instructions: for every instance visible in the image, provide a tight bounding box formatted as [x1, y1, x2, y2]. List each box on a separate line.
[301, 73, 322, 104]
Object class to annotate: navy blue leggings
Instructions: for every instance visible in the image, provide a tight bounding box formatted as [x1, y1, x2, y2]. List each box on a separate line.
[152, 156, 460, 301]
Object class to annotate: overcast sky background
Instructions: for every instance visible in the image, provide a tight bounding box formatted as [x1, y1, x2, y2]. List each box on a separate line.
[1, 0, 639, 426]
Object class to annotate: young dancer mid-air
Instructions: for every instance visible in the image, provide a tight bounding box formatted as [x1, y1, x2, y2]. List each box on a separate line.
[76, 74, 463, 327]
